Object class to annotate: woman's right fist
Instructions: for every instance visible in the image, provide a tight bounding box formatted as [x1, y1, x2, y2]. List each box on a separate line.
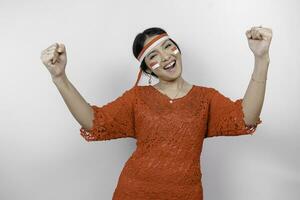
[40, 43, 67, 79]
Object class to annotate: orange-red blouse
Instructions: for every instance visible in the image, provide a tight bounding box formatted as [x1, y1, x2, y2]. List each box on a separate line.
[80, 85, 262, 200]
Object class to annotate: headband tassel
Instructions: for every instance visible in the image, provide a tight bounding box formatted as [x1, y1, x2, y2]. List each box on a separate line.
[134, 68, 143, 87]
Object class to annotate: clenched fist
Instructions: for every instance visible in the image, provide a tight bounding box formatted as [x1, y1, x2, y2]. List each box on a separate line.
[40, 43, 67, 80]
[245, 25, 273, 58]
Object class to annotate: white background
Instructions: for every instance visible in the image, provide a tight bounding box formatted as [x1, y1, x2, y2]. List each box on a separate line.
[0, 0, 299, 199]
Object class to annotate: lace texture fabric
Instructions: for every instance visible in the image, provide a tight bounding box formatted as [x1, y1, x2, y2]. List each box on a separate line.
[80, 88, 136, 141]
[79, 85, 262, 199]
[205, 88, 262, 138]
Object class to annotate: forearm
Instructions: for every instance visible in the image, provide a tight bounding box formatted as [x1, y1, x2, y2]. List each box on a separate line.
[242, 54, 269, 125]
[52, 74, 94, 130]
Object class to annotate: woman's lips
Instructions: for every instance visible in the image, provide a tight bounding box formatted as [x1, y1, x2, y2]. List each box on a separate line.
[165, 61, 177, 73]
[163, 60, 176, 70]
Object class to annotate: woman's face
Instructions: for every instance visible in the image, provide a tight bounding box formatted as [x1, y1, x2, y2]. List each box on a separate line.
[144, 35, 182, 82]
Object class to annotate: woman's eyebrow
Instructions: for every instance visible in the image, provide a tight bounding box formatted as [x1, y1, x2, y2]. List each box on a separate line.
[161, 39, 170, 47]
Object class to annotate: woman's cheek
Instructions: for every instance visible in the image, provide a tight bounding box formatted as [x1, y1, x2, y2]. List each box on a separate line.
[171, 46, 179, 54]
[149, 61, 160, 70]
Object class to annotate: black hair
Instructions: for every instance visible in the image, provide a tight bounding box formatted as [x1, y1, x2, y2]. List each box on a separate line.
[132, 27, 181, 78]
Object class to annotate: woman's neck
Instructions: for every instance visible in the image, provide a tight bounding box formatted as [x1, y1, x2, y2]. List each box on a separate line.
[155, 78, 188, 91]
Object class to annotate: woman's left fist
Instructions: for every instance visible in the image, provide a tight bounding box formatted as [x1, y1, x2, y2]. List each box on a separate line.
[245, 25, 273, 57]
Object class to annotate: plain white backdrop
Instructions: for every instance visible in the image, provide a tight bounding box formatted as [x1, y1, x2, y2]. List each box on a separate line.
[0, 0, 299, 199]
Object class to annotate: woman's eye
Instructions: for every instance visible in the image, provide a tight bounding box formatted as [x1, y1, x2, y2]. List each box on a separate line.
[150, 54, 156, 59]
[165, 44, 171, 48]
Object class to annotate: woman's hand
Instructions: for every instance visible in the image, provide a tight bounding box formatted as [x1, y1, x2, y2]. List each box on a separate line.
[40, 43, 67, 80]
[245, 26, 273, 58]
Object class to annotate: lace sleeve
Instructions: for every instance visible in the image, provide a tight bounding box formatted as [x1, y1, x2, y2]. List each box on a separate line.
[80, 86, 137, 142]
[205, 88, 262, 138]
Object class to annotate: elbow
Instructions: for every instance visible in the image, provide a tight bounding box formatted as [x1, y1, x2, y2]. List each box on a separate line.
[241, 102, 261, 126]
[81, 106, 95, 131]
[244, 115, 261, 127]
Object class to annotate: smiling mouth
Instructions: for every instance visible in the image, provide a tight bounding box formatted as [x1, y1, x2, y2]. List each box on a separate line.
[163, 60, 176, 70]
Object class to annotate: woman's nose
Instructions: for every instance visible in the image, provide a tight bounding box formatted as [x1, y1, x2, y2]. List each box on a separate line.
[161, 51, 170, 61]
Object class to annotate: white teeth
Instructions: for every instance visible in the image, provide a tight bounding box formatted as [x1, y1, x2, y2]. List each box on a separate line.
[164, 61, 175, 69]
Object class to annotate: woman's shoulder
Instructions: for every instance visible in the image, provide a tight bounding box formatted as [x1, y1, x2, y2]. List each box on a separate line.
[190, 84, 221, 103]
[193, 84, 216, 94]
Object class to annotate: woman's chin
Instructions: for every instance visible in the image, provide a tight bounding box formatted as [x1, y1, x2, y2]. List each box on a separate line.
[163, 67, 181, 79]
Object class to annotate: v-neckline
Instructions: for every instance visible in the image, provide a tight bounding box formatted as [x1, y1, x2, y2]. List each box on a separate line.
[148, 84, 196, 103]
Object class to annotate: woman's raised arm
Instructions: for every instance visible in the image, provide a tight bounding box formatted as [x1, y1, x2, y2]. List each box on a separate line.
[40, 43, 93, 130]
